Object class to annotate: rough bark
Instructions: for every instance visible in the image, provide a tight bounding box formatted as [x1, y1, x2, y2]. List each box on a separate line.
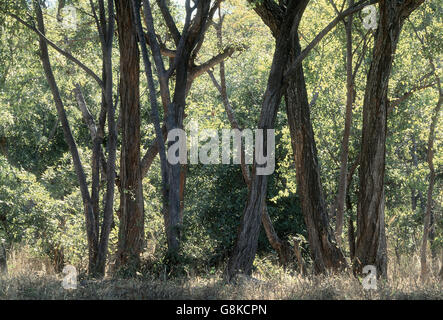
[136, 0, 219, 264]
[207, 12, 292, 266]
[248, 0, 357, 275]
[226, 0, 307, 280]
[285, 35, 346, 273]
[354, 0, 424, 278]
[115, 0, 144, 271]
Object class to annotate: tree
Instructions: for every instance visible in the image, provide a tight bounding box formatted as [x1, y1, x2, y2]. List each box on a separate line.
[7, 0, 118, 277]
[284, 6, 347, 274]
[252, 0, 377, 274]
[114, 0, 145, 273]
[330, 0, 362, 245]
[133, 0, 233, 266]
[227, 0, 309, 279]
[207, 5, 292, 266]
[408, 22, 443, 280]
[354, 0, 424, 278]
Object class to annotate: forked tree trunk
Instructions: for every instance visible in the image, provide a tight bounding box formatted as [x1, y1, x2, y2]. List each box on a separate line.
[248, 0, 349, 274]
[115, 0, 144, 271]
[134, 0, 237, 262]
[208, 13, 292, 266]
[226, 0, 306, 280]
[354, 0, 424, 278]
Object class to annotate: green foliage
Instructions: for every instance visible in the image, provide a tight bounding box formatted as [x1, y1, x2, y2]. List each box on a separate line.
[0, 0, 441, 278]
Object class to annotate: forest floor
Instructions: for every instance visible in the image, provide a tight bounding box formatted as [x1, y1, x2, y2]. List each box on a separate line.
[0, 271, 442, 300]
[1, 254, 442, 300]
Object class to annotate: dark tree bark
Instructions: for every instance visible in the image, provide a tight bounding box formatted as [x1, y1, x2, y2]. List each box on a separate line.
[134, 0, 222, 265]
[247, 0, 370, 275]
[115, 0, 144, 271]
[207, 9, 292, 267]
[285, 35, 346, 273]
[354, 0, 424, 278]
[94, 0, 117, 277]
[346, 156, 359, 261]
[226, 0, 308, 280]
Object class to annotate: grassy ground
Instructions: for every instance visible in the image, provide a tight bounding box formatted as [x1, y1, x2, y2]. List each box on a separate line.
[1, 252, 442, 300]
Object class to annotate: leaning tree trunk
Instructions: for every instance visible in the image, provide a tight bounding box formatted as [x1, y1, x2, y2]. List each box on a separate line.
[285, 35, 346, 274]
[226, 0, 306, 280]
[208, 13, 292, 266]
[115, 0, 144, 272]
[354, 0, 424, 278]
[33, 0, 99, 273]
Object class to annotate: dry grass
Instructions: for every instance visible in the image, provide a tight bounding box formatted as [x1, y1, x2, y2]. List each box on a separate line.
[0, 249, 442, 300]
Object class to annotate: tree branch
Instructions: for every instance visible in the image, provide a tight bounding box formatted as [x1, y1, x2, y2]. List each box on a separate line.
[5, 10, 104, 88]
[284, 0, 380, 82]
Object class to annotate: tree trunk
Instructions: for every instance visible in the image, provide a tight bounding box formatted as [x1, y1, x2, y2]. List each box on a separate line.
[0, 241, 7, 275]
[346, 156, 358, 261]
[261, 206, 292, 266]
[285, 33, 346, 273]
[136, 0, 215, 265]
[208, 13, 291, 266]
[354, 0, 424, 278]
[115, 0, 144, 272]
[164, 52, 191, 258]
[95, 0, 117, 277]
[335, 0, 354, 245]
[33, 0, 99, 274]
[226, 0, 306, 280]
